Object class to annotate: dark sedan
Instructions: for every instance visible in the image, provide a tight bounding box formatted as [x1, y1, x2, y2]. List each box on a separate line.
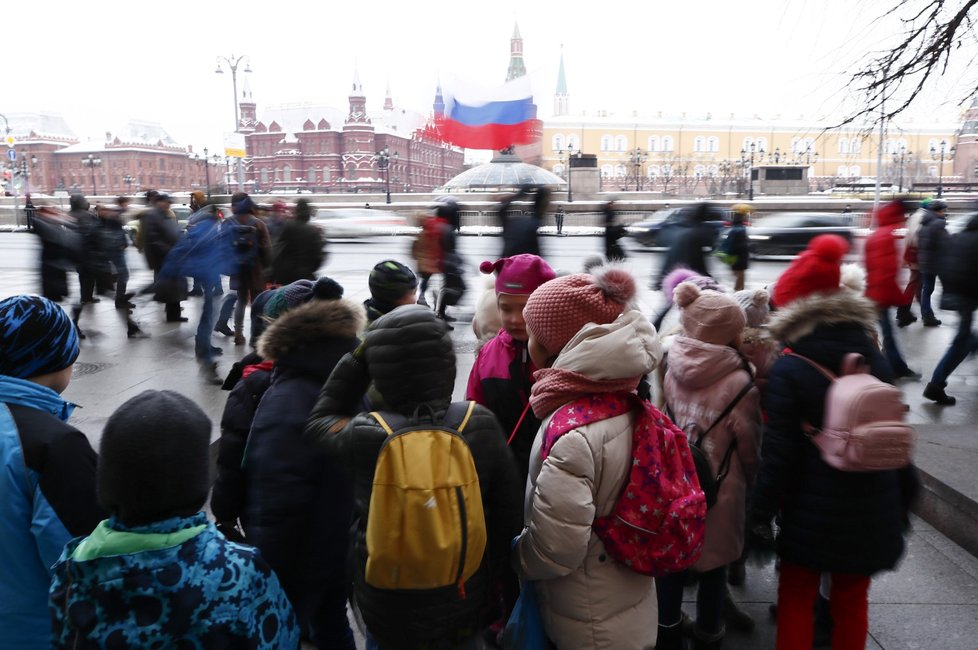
[747, 212, 857, 256]
[627, 207, 731, 248]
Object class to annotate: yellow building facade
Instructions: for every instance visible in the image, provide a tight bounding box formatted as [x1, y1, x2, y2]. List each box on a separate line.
[541, 114, 960, 192]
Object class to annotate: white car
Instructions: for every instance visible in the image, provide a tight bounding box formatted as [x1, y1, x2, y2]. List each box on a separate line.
[311, 208, 417, 238]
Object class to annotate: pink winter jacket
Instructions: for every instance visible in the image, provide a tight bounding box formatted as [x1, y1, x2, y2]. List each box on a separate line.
[664, 336, 761, 571]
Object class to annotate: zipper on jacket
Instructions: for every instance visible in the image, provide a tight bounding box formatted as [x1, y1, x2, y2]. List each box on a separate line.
[455, 485, 468, 599]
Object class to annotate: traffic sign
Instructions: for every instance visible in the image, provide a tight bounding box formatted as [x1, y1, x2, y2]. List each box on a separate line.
[3, 135, 14, 148]
[6, 149, 15, 162]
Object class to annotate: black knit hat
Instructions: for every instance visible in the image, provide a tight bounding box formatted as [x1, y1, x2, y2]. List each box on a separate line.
[98, 390, 212, 526]
[0, 295, 79, 379]
[368, 260, 418, 312]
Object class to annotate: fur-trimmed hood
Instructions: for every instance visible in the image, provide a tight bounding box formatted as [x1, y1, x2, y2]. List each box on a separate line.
[769, 290, 877, 345]
[257, 299, 364, 362]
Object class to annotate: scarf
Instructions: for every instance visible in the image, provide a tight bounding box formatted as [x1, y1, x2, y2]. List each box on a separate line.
[529, 366, 641, 420]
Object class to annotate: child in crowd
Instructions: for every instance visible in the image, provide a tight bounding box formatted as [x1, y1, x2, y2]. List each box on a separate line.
[516, 266, 662, 650]
[658, 282, 761, 650]
[466, 254, 556, 481]
[363, 260, 418, 326]
[49, 390, 298, 649]
[751, 235, 918, 649]
[0, 295, 106, 649]
[305, 305, 522, 650]
[733, 288, 778, 394]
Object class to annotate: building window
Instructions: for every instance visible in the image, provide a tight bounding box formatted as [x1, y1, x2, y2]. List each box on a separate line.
[662, 136, 674, 152]
[928, 139, 939, 152]
[756, 137, 768, 151]
[707, 137, 719, 153]
[707, 164, 719, 177]
[693, 137, 705, 153]
[307, 168, 317, 183]
[552, 134, 564, 151]
[929, 165, 938, 178]
[567, 134, 580, 150]
[283, 165, 292, 182]
[793, 138, 802, 153]
[838, 138, 849, 154]
[837, 165, 849, 177]
[614, 135, 627, 151]
[260, 168, 269, 185]
[663, 164, 673, 176]
[850, 165, 861, 177]
[601, 164, 613, 178]
[742, 137, 754, 150]
[614, 164, 626, 177]
[851, 139, 861, 154]
[694, 165, 705, 178]
[648, 136, 660, 152]
[600, 136, 612, 151]
[648, 164, 660, 177]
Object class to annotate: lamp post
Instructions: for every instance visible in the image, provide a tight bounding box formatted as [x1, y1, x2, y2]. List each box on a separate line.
[770, 147, 783, 164]
[19, 154, 37, 194]
[81, 153, 101, 196]
[740, 143, 765, 200]
[892, 145, 911, 193]
[555, 145, 579, 202]
[374, 145, 398, 204]
[224, 156, 231, 194]
[626, 147, 648, 191]
[201, 147, 211, 197]
[930, 140, 955, 197]
[215, 54, 251, 133]
[123, 174, 135, 194]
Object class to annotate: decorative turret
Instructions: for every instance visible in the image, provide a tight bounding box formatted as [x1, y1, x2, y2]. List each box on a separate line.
[238, 75, 257, 134]
[346, 66, 370, 125]
[383, 80, 394, 111]
[506, 22, 527, 81]
[432, 80, 445, 117]
[554, 46, 569, 117]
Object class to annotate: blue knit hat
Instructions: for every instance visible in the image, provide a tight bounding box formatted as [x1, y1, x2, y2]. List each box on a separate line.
[0, 295, 80, 379]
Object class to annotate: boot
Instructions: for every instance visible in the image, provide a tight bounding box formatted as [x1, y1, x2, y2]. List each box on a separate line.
[214, 322, 234, 336]
[896, 309, 917, 328]
[127, 318, 149, 339]
[924, 381, 956, 405]
[234, 329, 246, 346]
[922, 315, 942, 327]
[691, 624, 724, 650]
[200, 362, 223, 386]
[813, 594, 833, 648]
[71, 306, 86, 340]
[726, 559, 745, 586]
[723, 590, 755, 633]
[655, 622, 684, 650]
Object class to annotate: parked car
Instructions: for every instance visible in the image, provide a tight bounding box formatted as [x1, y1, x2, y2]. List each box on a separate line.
[747, 212, 857, 256]
[311, 208, 416, 238]
[946, 211, 974, 235]
[626, 206, 731, 248]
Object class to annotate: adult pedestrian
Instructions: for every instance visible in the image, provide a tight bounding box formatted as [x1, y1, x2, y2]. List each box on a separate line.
[865, 200, 920, 379]
[434, 197, 466, 326]
[139, 192, 186, 322]
[916, 199, 950, 327]
[555, 204, 565, 235]
[215, 193, 271, 345]
[603, 200, 627, 261]
[31, 206, 80, 303]
[652, 203, 717, 329]
[896, 199, 929, 327]
[751, 235, 918, 650]
[924, 212, 978, 405]
[68, 194, 112, 338]
[24, 194, 36, 231]
[717, 204, 750, 291]
[270, 198, 325, 285]
[498, 183, 547, 258]
[100, 196, 134, 309]
[0, 295, 106, 649]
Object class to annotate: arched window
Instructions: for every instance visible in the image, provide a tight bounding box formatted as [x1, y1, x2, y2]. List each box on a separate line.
[928, 139, 939, 152]
[601, 136, 612, 151]
[260, 168, 269, 184]
[662, 136, 674, 152]
[648, 164, 660, 177]
[552, 134, 564, 151]
[648, 136, 660, 152]
[614, 135, 627, 151]
[614, 164, 626, 177]
[838, 138, 849, 154]
[601, 164, 613, 177]
[850, 139, 862, 154]
[837, 165, 849, 177]
[792, 138, 802, 153]
[756, 137, 768, 151]
[307, 168, 316, 183]
[567, 135, 580, 150]
[707, 164, 719, 177]
[694, 165, 705, 178]
[707, 137, 719, 153]
[742, 137, 755, 150]
[850, 165, 861, 177]
[322, 167, 330, 182]
[283, 165, 292, 182]
[693, 137, 705, 153]
[663, 164, 673, 176]
[928, 165, 939, 178]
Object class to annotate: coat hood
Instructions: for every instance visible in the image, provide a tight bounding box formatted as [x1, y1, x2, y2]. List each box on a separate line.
[553, 309, 661, 380]
[667, 336, 746, 389]
[768, 290, 878, 345]
[257, 299, 364, 362]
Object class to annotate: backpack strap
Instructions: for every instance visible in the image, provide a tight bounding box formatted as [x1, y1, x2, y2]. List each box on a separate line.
[542, 393, 634, 459]
[695, 380, 755, 447]
[787, 353, 837, 381]
[370, 402, 475, 436]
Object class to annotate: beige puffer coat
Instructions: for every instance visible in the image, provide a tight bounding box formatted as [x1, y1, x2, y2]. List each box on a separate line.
[664, 335, 761, 571]
[516, 310, 661, 650]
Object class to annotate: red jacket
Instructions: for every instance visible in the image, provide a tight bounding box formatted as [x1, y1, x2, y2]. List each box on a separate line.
[864, 204, 907, 307]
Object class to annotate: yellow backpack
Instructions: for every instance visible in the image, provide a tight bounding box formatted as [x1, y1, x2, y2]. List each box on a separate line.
[365, 402, 487, 596]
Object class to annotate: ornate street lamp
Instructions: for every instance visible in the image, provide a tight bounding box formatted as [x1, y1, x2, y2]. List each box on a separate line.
[626, 147, 649, 191]
[930, 140, 955, 197]
[123, 174, 135, 194]
[81, 153, 102, 196]
[740, 143, 765, 200]
[215, 54, 251, 132]
[892, 146, 911, 193]
[374, 145, 398, 204]
[555, 144, 580, 202]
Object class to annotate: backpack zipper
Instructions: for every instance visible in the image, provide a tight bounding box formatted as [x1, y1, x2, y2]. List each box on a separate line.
[455, 485, 468, 599]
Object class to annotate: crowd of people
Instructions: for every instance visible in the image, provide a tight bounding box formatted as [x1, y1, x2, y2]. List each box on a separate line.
[5, 191, 974, 650]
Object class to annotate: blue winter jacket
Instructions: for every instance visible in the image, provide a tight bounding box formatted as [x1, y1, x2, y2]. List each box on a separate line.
[159, 206, 230, 283]
[49, 512, 300, 649]
[0, 376, 105, 649]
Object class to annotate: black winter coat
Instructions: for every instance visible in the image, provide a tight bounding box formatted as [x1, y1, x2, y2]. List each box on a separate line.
[752, 291, 918, 575]
[656, 219, 715, 288]
[938, 212, 978, 311]
[916, 210, 949, 275]
[239, 299, 362, 591]
[305, 305, 523, 649]
[270, 219, 325, 285]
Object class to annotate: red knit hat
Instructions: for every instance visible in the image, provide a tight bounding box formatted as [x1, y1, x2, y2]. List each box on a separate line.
[772, 234, 850, 308]
[523, 266, 637, 355]
[480, 254, 556, 295]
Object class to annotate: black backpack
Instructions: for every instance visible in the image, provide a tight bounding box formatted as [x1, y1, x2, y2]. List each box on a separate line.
[229, 217, 260, 267]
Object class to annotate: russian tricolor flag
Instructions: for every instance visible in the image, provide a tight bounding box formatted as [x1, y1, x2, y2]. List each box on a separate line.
[436, 76, 541, 150]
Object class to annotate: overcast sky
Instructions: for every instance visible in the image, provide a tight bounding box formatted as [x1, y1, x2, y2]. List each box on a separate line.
[6, 0, 972, 161]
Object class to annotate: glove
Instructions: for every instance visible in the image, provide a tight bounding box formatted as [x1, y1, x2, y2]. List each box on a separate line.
[745, 511, 777, 567]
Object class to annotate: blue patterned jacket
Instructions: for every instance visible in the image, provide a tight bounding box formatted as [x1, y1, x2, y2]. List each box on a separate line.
[49, 513, 299, 649]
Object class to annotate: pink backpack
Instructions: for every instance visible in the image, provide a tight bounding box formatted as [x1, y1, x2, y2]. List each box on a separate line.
[543, 392, 706, 577]
[790, 353, 916, 471]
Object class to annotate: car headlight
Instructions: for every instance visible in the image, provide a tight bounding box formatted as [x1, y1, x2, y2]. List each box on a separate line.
[749, 234, 771, 241]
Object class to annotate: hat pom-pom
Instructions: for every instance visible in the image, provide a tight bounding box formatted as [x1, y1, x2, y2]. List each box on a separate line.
[593, 266, 637, 305]
[479, 260, 496, 275]
[673, 281, 701, 308]
[752, 289, 770, 308]
[810, 234, 849, 263]
[313, 277, 344, 300]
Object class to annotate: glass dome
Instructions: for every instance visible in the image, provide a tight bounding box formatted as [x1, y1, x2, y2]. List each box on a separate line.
[439, 153, 567, 193]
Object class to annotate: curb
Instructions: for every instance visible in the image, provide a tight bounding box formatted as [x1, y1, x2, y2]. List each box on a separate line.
[913, 465, 978, 558]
